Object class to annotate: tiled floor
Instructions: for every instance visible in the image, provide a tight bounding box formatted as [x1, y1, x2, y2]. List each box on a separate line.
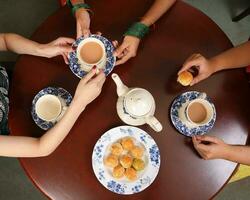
[0, 0, 249, 200]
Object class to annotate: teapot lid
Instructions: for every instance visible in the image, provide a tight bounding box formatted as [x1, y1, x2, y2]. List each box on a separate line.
[124, 88, 154, 117]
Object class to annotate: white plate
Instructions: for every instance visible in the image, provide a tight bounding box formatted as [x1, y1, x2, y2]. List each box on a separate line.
[92, 126, 161, 195]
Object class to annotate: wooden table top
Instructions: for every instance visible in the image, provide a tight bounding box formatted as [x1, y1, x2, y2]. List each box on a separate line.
[9, 1, 250, 200]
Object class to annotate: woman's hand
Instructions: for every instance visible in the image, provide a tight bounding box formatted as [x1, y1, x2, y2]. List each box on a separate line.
[178, 54, 217, 86]
[75, 8, 91, 38]
[73, 68, 106, 111]
[38, 37, 75, 64]
[192, 135, 230, 160]
[114, 36, 140, 66]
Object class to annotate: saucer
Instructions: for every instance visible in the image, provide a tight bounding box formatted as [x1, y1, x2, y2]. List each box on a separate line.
[68, 34, 116, 78]
[170, 91, 216, 137]
[31, 87, 72, 130]
[92, 126, 160, 195]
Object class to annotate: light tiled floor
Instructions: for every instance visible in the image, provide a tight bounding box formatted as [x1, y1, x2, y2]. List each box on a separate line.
[0, 0, 250, 199]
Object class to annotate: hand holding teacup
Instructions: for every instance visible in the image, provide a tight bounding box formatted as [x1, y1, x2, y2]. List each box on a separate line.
[114, 36, 140, 66]
[38, 37, 75, 64]
[73, 68, 106, 111]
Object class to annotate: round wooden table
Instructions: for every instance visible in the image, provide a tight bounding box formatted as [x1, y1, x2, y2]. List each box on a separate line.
[9, 1, 250, 200]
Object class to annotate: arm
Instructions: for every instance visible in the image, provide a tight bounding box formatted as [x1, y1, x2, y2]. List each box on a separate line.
[140, 0, 176, 26]
[0, 69, 105, 157]
[210, 41, 250, 72]
[192, 135, 250, 165]
[179, 41, 250, 85]
[115, 0, 176, 66]
[225, 145, 250, 165]
[68, 0, 91, 38]
[0, 33, 74, 64]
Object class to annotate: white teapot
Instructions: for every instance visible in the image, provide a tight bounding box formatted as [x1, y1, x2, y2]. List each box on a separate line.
[112, 73, 163, 132]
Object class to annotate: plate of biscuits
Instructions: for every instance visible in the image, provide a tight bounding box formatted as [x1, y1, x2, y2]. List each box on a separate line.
[92, 126, 160, 195]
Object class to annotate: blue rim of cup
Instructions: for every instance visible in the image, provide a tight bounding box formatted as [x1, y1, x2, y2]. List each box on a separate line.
[170, 91, 216, 137]
[31, 87, 72, 130]
[68, 34, 116, 78]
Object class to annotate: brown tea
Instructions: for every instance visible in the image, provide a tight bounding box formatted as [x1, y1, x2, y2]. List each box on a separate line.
[188, 102, 207, 123]
[80, 42, 103, 64]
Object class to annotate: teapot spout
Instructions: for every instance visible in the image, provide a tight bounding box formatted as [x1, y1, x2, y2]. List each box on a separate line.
[112, 73, 129, 96]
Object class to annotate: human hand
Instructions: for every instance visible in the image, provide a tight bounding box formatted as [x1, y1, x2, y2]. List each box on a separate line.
[38, 37, 74, 64]
[75, 8, 91, 38]
[73, 68, 106, 111]
[192, 135, 230, 160]
[178, 54, 216, 86]
[114, 36, 140, 66]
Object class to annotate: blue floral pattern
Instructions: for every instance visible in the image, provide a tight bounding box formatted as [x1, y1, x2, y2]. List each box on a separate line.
[31, 87, 72, 130]
[92, 126, 161, 195]
[170, 91, 216, 137]
[107, 181, 125, 194]
[149, 144, 160, 167]
[68, 34, 116, 78]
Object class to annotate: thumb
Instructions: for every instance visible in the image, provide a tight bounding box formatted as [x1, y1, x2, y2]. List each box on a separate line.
[59, 45, 72, 53]
[114, 42, 128, 57]
[190, 74, 204, 86]
[195, 135, 219, 144]
[178, 58, 200, 75]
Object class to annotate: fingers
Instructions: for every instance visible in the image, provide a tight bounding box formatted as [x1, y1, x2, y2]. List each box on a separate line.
[60, 45, 72, 53]
[56, 37, 75, 44]
[112, 40, 118, 48]
[195, 135, 219, 144]
[115, 53, 132, 66]
[192, 136, 201, 145]
[190, 75, 204, 86]
[83, 29, 90, 38]
[81, 68, 97, 83]
[77, 22, 82, 39]
[113, 42, 128, 57]
[91, 71, 106, 83]
[96, 31, 102, 36]
[178, 54, 201, 75]
[179, 58, 200, 75]
[61, 53, 69, 64]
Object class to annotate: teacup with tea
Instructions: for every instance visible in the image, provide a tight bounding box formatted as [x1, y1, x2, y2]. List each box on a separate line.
[77, 37, 106, 72]
[35, 94, 65, 122]
[184, 96, 214, 126]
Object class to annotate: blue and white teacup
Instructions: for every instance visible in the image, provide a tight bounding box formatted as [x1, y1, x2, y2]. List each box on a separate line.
[76, 37, 106, 72]
[35, 94, 66, 122]
[184, 93, 214, 126]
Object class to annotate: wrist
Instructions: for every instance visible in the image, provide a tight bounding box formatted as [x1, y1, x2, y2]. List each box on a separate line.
[71, 97, 87, 112]
[124, 22, 149, 39]
[35, 43, 47, 57]
[209, 56, 223, 74]
[220, 144, 233, 160]
[70, 3, 90, 17]
[140, 19, 152, 27]
[75, 8, 89, 18]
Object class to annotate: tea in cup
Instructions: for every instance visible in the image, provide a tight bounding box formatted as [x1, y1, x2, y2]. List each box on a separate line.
[35, 94, 63, 122]
[185, 98, 214, 126]
[77, 37, 106, 72]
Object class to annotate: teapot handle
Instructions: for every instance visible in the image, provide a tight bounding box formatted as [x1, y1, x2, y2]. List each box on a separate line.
[145, 116, 163, 132]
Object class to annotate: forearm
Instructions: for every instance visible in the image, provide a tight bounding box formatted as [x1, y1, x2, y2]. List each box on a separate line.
[223, 145, 250, 165]
[0, 33, 44, 56]
[0, 99, 85, 157]
[210, 41, 250, 73]
[140, 0, 176, 26]
[37, 99, 85, 156]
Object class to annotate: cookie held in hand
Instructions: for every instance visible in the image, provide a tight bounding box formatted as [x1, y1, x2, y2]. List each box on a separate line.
[177, 71, 193, 86]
